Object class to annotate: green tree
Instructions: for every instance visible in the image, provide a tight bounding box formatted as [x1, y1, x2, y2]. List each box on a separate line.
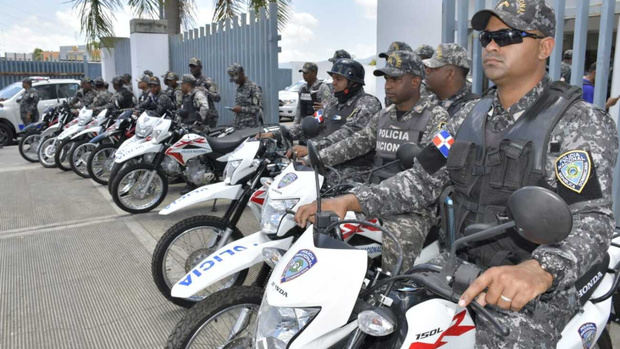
[70, 0, 290, 48]
[33, 48, 43, 61]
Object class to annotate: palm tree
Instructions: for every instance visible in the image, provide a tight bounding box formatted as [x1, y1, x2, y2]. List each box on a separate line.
[70, 0, 290, 47]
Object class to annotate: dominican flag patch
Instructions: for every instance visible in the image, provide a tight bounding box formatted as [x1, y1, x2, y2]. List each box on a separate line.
[313, 109, 324, 123]
[432, 130, 454, 158]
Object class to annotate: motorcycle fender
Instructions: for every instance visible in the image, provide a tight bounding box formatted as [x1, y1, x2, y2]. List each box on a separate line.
[170, 233, 294, 299]
[159, 182, 243, 215]
[400, 299, 475, 349]
[71, 126, 100, 140]
[114, 142, 162, 163]
[57, 124, 82, 141]
[41, 125, 60, 137]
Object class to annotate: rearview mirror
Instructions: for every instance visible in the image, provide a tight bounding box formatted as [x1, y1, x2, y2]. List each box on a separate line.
[508, 186, 572, 244]
[396, 143, 421, 170]
[307, 141, 326, 176]
[301, 116, 321, 139]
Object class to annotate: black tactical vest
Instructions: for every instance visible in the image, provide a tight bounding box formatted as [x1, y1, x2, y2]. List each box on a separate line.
[447, 92, 479, 117]
[299, 81, 325, 118]
[181, 91, 199, 123]
[372, 108, 432, 181]
[447, 82, 582, 267]
[322, 95, 360, 136]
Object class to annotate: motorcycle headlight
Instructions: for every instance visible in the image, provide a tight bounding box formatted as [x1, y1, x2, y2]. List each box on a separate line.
[224, 159, 243, 184]
[260, 198, 299, 235]
[255, 296, 320, 349]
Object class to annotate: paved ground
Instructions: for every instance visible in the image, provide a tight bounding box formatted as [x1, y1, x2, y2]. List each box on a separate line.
[0, 145, 259, 348]
[1, 141, 620, 348]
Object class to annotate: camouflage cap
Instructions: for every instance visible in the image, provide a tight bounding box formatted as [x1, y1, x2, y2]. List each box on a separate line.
[189, 57, 202, 67]
[472, 0, 555, 38]
[148, 76, 161, 86]
[373, 50, 425, 79]
[93, 77, 105, 87]
[121, 73, 131, 83]
[163, 71, 179, 81]
[181, 74, 196, 85]
[138, 74, 151, 84]
[422, 43, 471, 70]
[328, 49, 352, 63]
[143, 70, 154, 77]
[299, 62, 318, 74]
[378, 41, 413, 59]
[414, 45, 435, 60]
[227, 63, 244, 81]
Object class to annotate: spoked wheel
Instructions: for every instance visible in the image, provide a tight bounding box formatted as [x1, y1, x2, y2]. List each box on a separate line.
[87, 144, 117, 185]
[70, 140, 97, 178]
[19, 132, 42, 162]
[108, 158, 141, 194]
[110, 162, 168, 214]
[54, 139, 76, 171]
[165, 286, 263, 349]
[151, 216, 247, 308]
[38, 136, 58, 168]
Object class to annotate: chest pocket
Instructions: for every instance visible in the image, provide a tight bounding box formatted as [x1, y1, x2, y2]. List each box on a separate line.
[488, 140, 534, 190]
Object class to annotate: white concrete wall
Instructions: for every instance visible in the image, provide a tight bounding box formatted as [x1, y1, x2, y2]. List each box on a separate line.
[101, 48, 115, 92]
[375, 0, 443, 103]
[129, 32, 169, 94]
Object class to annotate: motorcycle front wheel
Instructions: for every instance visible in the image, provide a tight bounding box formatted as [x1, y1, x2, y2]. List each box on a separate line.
[19, 132, 42, 162]
[151, 215, 247, 308]
[70, 140, 97, 178]
[110, 162, 168, 214]
[38, 136, 57, 168]
[165, 286, 263, 349]
[54, 138, 76, 171]
[87, 143, 117, 185]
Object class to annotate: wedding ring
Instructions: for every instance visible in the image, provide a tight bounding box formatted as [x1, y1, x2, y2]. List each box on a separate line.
[500, 295, 512, 302]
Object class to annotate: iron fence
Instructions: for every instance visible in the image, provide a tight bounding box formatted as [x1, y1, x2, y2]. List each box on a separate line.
[0, 58, 101, 89]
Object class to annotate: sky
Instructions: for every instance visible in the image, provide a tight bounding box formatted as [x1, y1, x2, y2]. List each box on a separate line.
[0, 0, 377, 63]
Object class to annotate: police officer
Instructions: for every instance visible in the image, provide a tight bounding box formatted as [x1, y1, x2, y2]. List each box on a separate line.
[121, 73, 133, 93]
[91, 77, 113, 114]
[179, 74, 210, 127]
[414, 44, 435, 60]
[316, 51, 449, 269]
[70, 78, 97, 109]
[423, 43, 479, 117]
[189, 57, 221, 127]
[137, 75, 150, 105]
[561, 49, 572, 82]
[163, 72, 183, 108]
[288, 59, 381, 159]
[296, 1, 618, 347]
[294, 62, 331, 125]
[379, 41, 415, 107]
[106, 76, 135, 110]
[137, 76, 175, 117]
[19, 78, 39, 125]
[227, 63, 263, 128]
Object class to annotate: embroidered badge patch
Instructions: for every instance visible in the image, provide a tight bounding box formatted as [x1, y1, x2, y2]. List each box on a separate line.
[555, 150, 591, 193]
[277, 173, 298, 189]
[432, 130, 455, 158]
[313, 109, 324, 123]
[281, 249, 317, 283]
[578, 322, 597, 349]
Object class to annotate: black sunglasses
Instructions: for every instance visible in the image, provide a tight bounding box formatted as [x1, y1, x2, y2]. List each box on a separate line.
[479, 29, 545, 47]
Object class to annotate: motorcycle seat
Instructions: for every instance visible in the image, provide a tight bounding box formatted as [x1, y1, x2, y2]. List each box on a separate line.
[207, 127, 262, 154]
[575, 253, 609, 305]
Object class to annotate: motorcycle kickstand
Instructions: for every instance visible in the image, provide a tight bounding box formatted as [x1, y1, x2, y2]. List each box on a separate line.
[211, 199, 217, 212]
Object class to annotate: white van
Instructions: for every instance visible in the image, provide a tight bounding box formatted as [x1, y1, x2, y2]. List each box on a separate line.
[0, 77, 80, 145]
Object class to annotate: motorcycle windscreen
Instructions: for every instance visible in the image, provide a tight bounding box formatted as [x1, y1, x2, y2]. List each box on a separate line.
[265, 228, 368, 348]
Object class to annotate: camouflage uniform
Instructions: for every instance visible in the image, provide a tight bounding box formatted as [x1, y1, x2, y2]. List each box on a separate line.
[195, 74, 221, 127]
[137, 77, 175, 117]
[91, 87, 113, 114]
[180, 74, 210, 125]
[163, 72, 183, 108]
[319, 50, 449, 270]
[423, 43, 479, 117]
[352, 1, 617, 347]
[106, 85, 134, 110]
[70, 88, 97, 109]
[560, 50, 572, 82]
[227, 63, 263, 128]
[19, 85, 39, 124]
[294, 63, 332, 124]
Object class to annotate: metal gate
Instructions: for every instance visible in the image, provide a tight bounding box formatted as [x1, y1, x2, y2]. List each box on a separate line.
[0, 58, 101, 89]
[169, 3, 280, 125]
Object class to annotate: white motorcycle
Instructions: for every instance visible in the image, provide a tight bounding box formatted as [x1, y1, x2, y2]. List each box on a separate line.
[247, 145, 618, 349]
[151, 135, 287, 308]
[37, 102, 78, 168]
[53, 107, 102, 171]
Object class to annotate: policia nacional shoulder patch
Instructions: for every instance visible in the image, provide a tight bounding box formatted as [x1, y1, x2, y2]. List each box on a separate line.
[555, 150, 591, 193]
[555, 150, 602, 205]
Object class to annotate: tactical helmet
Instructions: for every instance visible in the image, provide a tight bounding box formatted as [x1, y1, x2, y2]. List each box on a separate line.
[327, 58, 365, 85]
